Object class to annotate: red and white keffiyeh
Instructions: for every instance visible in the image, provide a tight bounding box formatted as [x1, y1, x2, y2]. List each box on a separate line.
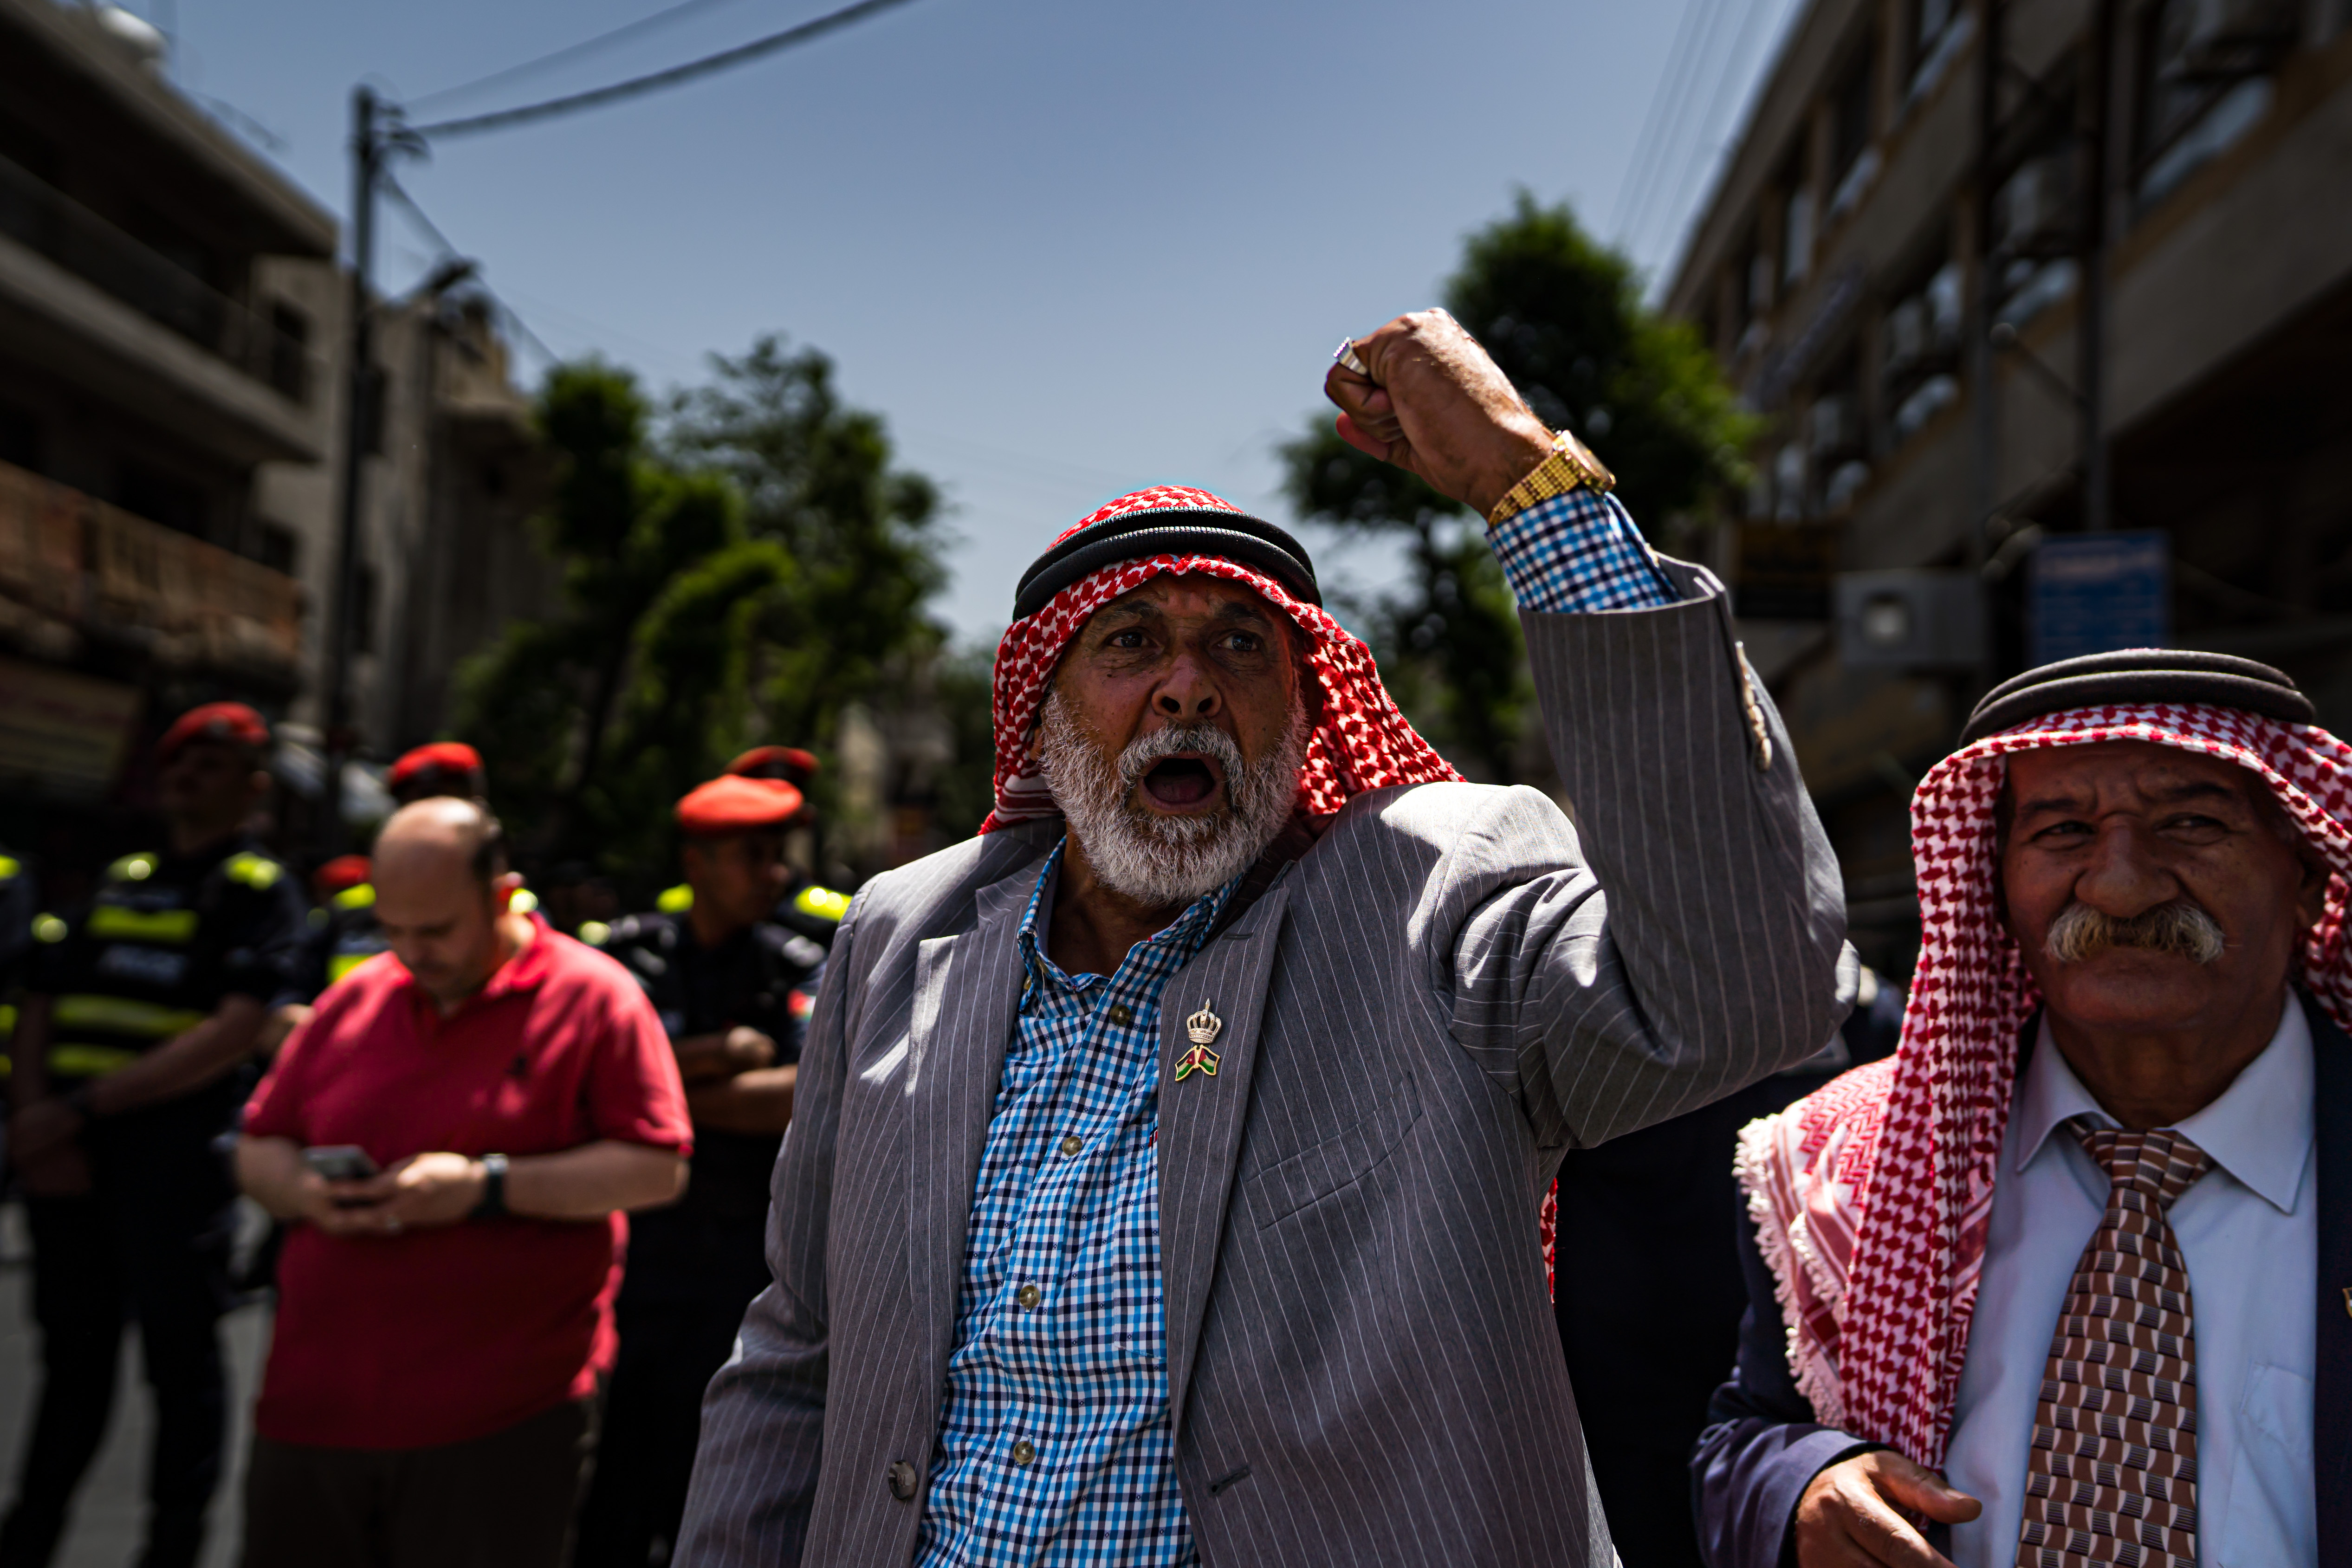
[1736, 700, 2352, 1466]
[979, 486, 1461, 832]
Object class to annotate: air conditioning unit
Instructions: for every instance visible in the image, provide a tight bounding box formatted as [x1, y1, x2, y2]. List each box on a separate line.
[1994, 155, 2074, 259]
[1835, 569, 1984, 670]
[2175, 0, 2298, 78]
[1808, 394, 1862, 458]
[1884, 298, 1927, 380]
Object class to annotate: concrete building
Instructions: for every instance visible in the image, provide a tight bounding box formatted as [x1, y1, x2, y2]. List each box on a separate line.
[0, 0, 552, 872]
[1664, 0, 2352, 969]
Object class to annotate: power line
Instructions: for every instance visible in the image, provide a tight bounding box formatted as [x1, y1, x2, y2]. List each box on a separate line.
[380, 175, 559, 365]
[1609, 0, 1716, 242]
[405, 0, 759, 114]
[1650, 0, 1796, 279]
[1619, 0, 1745, 261]
[404, 0, 925, 139]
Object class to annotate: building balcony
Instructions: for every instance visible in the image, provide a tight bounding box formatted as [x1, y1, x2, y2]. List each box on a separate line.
[0, 456, 301, 683]
[0, 153, 325, 466]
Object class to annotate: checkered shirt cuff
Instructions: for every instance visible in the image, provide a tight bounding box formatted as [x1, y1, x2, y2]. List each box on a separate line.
[1487, 487, 1682, 613]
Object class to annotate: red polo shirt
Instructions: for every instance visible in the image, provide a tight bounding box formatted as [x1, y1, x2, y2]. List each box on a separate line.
[243, 919, 692, 1450]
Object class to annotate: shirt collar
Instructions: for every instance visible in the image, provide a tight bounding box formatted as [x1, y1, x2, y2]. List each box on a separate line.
[1017, 837, 1241, 987]
[2015, 990, 2314, 1213]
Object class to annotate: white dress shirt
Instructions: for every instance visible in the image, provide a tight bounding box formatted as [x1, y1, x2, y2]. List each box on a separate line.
[1941, 996, 2318, 1568]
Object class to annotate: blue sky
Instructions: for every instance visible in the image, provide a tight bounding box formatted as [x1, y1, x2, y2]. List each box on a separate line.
[158, 0, 1801, 642]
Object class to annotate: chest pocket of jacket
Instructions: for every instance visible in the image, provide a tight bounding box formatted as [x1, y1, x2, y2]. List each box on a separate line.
[1244, 1076, 1421, 1229]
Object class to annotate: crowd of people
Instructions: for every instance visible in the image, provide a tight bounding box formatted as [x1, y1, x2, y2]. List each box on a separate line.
[0, 309, 2337, 1568]
[0, 720, 843, 1568]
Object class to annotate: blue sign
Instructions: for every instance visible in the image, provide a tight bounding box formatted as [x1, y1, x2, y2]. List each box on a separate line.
[2029, 531, 2172, 666]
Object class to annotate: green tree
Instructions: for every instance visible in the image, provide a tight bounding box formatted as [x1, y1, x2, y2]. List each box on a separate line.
[457, 338, 966, 888]
[667, 334, 947, 755]
[1282, 193, 1753, 782]
[458, 362, 788, 872]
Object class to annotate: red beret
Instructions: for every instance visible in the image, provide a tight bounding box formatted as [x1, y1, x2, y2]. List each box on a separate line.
[726, 746, 820, 788]
[157, 702, 269, 763]
[314, 854, 372, 897]
[677, 775, 804, 836]
[389, 741, 485, 792]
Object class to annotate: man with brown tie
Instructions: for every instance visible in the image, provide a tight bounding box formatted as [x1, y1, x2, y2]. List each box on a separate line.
[1696, 650, 2349, 1568]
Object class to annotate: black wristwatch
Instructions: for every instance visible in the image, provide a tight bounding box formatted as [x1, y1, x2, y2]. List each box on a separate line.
[471, 1153, 509, 1220]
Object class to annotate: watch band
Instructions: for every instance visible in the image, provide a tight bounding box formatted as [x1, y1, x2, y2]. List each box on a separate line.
[471, 1152, 509, 1220]
[1487, 428, 1617, 525]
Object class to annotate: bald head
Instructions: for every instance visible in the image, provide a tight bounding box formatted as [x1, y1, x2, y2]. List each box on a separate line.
[375, 797, 506, 888]
[373, 797, 523, 1008]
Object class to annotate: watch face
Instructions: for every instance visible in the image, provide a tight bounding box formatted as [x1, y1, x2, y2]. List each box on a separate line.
[1562, 431, 1614, 490]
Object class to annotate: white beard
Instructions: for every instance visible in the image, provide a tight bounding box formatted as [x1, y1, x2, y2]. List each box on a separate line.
[1037, 687, 1308, 907]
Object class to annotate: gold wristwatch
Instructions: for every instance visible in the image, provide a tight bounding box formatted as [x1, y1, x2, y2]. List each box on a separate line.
[1487, 428, 1616, 525]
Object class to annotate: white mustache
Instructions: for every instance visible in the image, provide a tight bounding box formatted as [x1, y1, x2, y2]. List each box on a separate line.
[2044, 900, 2227, 966]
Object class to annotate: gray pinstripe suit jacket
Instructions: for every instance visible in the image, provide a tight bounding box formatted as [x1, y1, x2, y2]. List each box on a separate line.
[675, 564, 1858, 1568]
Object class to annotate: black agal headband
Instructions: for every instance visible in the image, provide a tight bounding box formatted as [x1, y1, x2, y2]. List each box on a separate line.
[1012, 502, 1321, 622]
[1958, 648, 2315, 745]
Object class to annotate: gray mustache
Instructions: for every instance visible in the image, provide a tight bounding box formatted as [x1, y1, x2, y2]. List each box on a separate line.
[1118, 723, 1243, 791]
[2044, 900, 2227, 966]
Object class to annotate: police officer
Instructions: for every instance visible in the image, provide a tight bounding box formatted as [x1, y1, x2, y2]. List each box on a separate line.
[575, 774, 823, 1568]
[0, 702, 306, 1568]
[716, 745, 849, 946]
[266, 741, 492, 1050]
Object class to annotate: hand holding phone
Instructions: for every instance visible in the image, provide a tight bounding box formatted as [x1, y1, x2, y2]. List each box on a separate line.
[302, 1144, 380, 1182]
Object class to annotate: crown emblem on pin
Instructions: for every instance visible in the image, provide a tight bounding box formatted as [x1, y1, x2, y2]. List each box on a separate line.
[1186, 1001, 1222, 1045]
[1175, 1001, 1223, 1082]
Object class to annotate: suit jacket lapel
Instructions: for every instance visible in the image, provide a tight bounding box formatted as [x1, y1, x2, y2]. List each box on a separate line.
[908, 852, 1046, 1402]
[2305, 994, 2351, 1562]
[1159, 875, 1292, 1440]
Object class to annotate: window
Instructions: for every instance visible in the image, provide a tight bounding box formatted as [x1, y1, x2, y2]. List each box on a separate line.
[267, 302, 311, 403]
[117, 463, 207, 538]
[1782, 145, 1815, 288]
[0, 404, 37, 474]
[2135, 0, 2296, 202]
[1909, 0, 1957, 71]
[1827, 40, 1879, 214]
[253, 522, 298, 576]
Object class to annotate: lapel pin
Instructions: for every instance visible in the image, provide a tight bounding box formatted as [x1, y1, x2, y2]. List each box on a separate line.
[1175, 1000, 1222, 1082]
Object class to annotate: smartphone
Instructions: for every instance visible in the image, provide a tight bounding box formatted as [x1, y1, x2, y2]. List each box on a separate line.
[302, 1144, 380, 1182]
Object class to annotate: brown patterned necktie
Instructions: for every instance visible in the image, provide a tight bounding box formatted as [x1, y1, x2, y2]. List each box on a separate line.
[2015, 1119, 2214, 1568]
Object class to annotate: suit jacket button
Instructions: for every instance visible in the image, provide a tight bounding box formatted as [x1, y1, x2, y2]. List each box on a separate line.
[887, 1460, 918, 1500]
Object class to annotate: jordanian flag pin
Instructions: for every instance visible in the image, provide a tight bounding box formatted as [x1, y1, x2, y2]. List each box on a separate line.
[1175, 1000, 1223, 1081]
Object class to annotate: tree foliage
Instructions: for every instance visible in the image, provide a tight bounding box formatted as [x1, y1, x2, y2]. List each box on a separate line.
[456, 339, 954, 883]
[1282, 193, 1753, 784]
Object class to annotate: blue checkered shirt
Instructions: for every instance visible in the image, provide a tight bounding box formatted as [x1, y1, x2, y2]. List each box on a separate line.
[916, 485, 1673, 1564]
[916, 842, 1234, 1567]
[1488, 487, 1680, 612]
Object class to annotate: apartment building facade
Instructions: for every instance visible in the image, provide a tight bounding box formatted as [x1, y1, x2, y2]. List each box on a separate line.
[1665, 0, 2352, 967]
[0, 0, 552, 869]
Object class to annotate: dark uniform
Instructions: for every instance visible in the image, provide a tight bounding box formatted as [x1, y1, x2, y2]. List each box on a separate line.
[0, 838, 305, 1568]
[648, 872, 848, 951]
[574, 909, 823, 1568]
[283, 881, 390, 1001]
[0, 850, 34, 1051]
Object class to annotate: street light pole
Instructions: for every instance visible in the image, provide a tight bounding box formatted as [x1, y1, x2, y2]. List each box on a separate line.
[320, 85, 380, 854]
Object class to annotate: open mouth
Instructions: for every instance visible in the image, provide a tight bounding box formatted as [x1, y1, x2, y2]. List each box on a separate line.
[1139, 754, 1225, 810]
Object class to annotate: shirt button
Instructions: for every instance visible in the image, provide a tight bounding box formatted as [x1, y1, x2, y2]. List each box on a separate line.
[1015, 1283, 1042, 1310]
[1107, 1003, 1133, 1026]
[1058, 1134, 1083, 1157]
[1011, 1440, 1037, 1467]
[886, 1460, 918, 1500]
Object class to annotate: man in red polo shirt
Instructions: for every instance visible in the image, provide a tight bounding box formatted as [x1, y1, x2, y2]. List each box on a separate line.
[234, 797, 691, 1568]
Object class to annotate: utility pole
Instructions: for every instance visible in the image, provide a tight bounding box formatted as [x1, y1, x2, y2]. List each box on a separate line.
[2078, 0, 2119, 530]
[320, 86, 380, 854]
